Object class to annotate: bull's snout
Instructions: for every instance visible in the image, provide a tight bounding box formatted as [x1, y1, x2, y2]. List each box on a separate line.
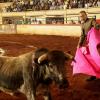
[54, 74, 69, 89]
[58, 79, 69, 89]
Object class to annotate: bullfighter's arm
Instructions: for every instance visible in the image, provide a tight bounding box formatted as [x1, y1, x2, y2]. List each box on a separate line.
[92, 18, 100, 29]
[77, 26, 85, 48]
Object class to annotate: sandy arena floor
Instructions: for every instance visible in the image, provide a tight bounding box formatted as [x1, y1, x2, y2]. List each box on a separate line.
[0, 34, 100, 100]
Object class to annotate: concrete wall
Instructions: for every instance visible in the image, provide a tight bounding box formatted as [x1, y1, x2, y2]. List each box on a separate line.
[17, 24, 81, 36]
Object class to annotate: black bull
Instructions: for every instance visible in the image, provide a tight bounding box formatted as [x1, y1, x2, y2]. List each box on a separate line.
[0, 48, 74, 100]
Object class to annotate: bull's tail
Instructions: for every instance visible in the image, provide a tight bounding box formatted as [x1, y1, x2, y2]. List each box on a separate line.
[0, 48, 5, 56]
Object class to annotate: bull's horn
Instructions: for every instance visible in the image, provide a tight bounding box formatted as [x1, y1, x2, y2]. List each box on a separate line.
[38, 53, 47, 64]
[0, 48, 5, 56]
[65, 52, 74, 60]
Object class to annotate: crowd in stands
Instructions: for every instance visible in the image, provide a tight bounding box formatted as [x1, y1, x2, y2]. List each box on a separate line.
[0, 0, 12, 3]
[0, 0, 100, 12]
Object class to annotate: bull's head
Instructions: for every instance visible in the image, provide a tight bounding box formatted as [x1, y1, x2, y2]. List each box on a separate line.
[38, 50, 74, 89]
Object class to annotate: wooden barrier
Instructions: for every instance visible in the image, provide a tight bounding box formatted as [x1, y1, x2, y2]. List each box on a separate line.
[1, 7, 100, 36]
[17, 24, 81, 36]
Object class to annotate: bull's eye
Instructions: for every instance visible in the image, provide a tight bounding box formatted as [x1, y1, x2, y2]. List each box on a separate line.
[49, 62, 56, 73]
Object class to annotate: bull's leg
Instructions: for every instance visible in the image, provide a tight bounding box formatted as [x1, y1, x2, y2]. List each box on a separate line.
[0, 87, 23, 97]
[23, 67, 36, 100]
[22, 81, 36, 100]
[26, 91, 35, 100]
[43, 91, 52, 100]
[22, 77, 36, 100]
[43, 86, 52, 100]
[0, 87, 14, 96]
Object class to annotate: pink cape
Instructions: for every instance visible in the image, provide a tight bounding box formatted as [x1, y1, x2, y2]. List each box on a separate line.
[72, 28, 100, 78]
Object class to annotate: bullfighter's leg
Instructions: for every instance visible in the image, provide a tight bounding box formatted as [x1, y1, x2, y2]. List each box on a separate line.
[86, 76, 96, 81]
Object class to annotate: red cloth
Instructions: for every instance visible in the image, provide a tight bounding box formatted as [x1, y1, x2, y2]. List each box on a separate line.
[72, 28, 100, 78]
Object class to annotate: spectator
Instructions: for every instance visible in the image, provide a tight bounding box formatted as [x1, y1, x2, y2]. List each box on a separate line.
[1, 0, 100, 12]
[69, 20, 76, 24]
[97, 0, 100, 6]
[52, 19, 57, 24]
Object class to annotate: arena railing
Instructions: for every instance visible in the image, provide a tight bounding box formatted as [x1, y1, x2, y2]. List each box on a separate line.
[0, 24, 17, 34]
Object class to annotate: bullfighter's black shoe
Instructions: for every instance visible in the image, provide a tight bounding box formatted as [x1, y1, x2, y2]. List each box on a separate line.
[86, 76, 96, 81]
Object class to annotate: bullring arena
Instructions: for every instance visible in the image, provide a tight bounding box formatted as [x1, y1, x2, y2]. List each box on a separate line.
[0, 1, 100, 100]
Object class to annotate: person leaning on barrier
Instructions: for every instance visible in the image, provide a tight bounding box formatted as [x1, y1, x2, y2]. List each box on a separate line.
[77, 10, 100, 81]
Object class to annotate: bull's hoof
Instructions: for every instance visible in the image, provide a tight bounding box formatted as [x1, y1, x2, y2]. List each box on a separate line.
[43, 92, 52, 100]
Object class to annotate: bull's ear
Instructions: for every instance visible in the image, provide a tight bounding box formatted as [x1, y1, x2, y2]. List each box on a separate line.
[38, 53, 48, 64]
